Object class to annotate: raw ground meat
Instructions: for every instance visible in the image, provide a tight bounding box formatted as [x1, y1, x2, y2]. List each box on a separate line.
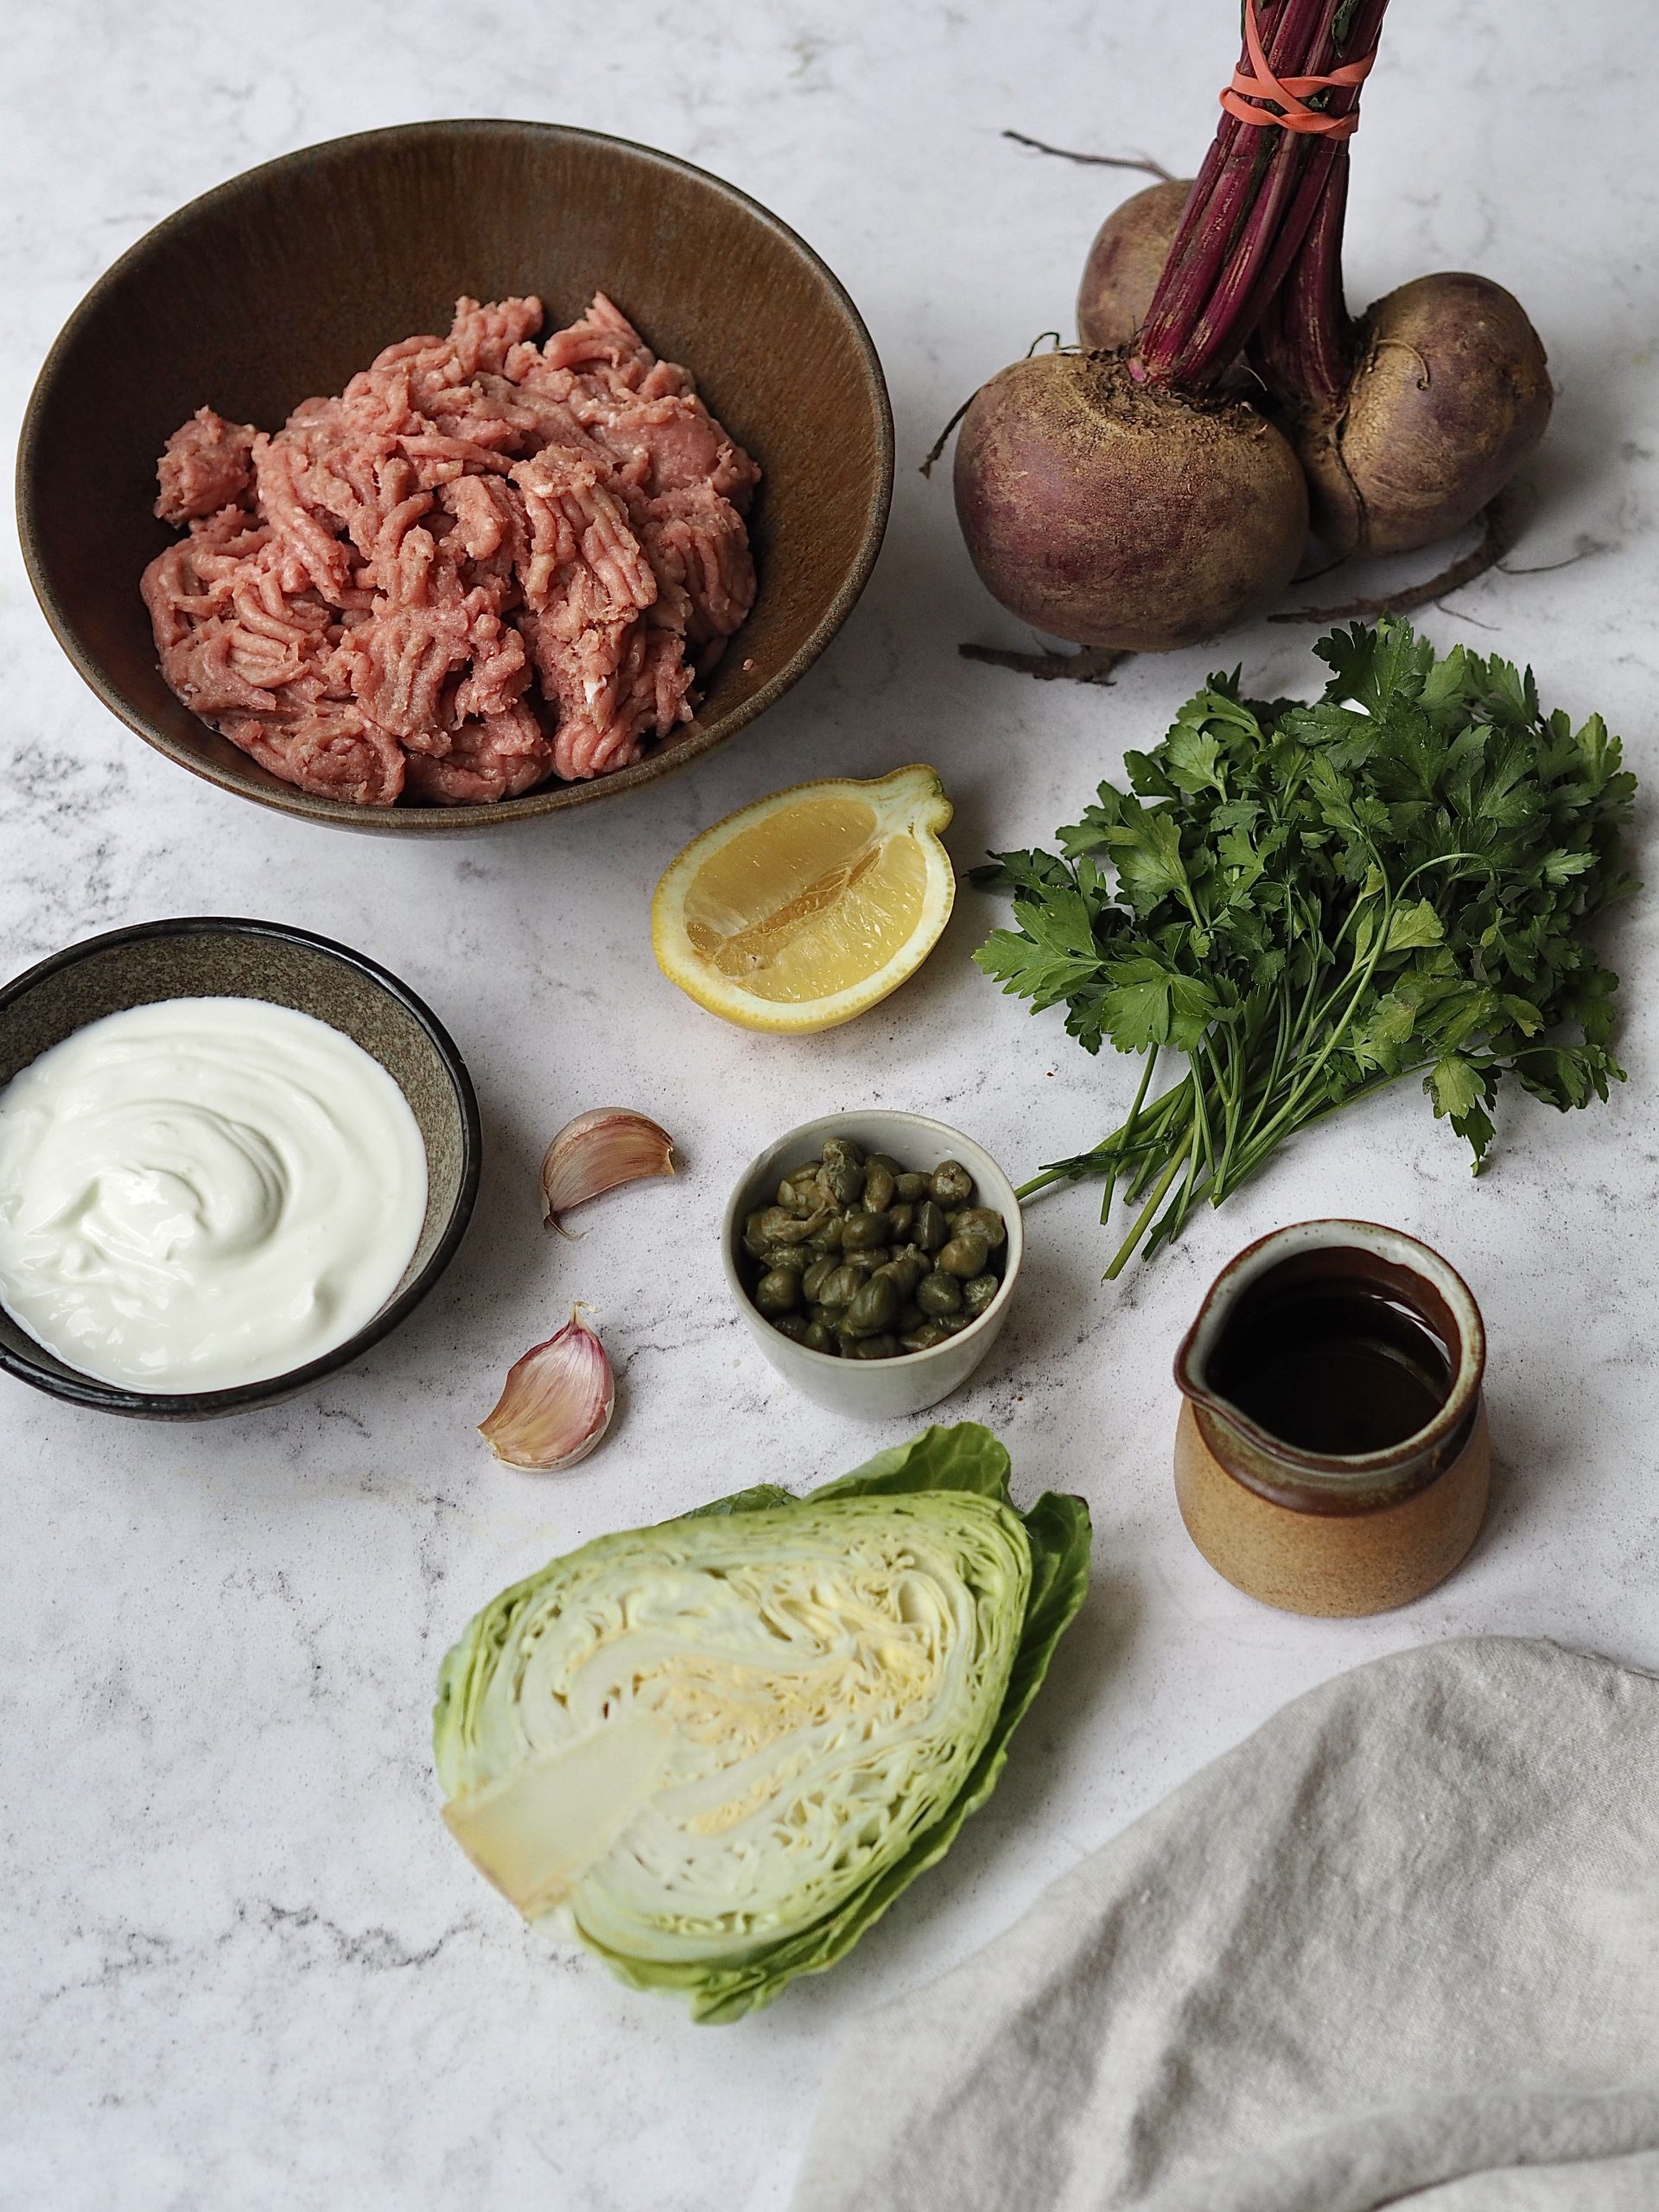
[141, 296, 760, 806]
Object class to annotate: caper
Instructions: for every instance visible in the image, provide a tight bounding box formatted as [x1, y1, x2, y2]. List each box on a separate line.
[899, 1321, 949, 1352]
[841, 1210, 888, 1252]
[771, 1313, 810, 1344]
[961, 1271, 1001, 1318]
[801, 1255, 836, 1303]
[938, 1232, 990, 1279]
[868, 1153, 903, 1179]
[802, 1321, 836, 1353]
[887, 1201, 915, 1240]
[894, 1172, 928, 1203]
[809, 1302, 838, 1330]
[937, 1313, 973, 1336]
[950, 1206, 1007, 1252]
[743, 1209, 774, 1260]
[826, 1161, 865, 1207]
[754, 1268, 802, 1316]
[847, 1332, 900, 1360]
[806, 1215, 845, 1253]
[844, 1274, 899, 1337]
[818, 1265, 862, 1310]
[762, 1245, 816, 1276]
[862, 1164, 896, 1213]
[823, 1148, 866, 1205]
[897, 1300, 925, 1334]
[760, 1205, 825, 1247]
[929, 1160, 975, 1207]
[916, 1269, 963, 1317]
[881, 1249, 929, 1296]
[914, 1199, 950, 1253]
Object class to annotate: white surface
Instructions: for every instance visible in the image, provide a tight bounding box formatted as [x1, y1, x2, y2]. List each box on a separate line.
[1, 3, 1653, 2208]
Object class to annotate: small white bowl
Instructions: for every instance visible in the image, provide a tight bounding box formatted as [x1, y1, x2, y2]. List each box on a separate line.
[721, 1111, 1024, 1420]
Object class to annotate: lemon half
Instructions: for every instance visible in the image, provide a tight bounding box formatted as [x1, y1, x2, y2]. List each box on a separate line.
[651, 766, 956, 1033]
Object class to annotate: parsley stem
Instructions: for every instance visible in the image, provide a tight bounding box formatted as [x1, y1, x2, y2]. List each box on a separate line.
[1015, 1074, 1190, 1200]
[1189, 1044, 1218, 1188]
[1101, 1045, 1159, 1223]
[1236, 886, 1397, 1171]
[1224, 1062, 1417, 1189]
[1103, 1128, 1194, 1281]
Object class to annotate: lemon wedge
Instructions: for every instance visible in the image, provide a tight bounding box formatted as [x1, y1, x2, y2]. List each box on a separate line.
[651, 766, 956, 1033]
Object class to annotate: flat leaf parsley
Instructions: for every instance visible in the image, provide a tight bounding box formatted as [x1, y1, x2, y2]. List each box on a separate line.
[976, 620, 1638, 1275]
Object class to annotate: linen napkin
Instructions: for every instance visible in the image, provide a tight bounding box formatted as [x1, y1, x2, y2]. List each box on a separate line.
[791, 1637, 1659, 2212]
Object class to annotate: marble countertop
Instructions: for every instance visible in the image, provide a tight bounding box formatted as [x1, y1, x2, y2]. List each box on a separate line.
[3, 2, 1654, 2205]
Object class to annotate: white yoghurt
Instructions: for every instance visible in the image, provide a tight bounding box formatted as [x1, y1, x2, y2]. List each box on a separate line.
[0, 996, 429, 1393]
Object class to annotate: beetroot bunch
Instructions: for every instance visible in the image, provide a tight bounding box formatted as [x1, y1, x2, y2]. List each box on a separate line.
[955, 0, 1552, 654]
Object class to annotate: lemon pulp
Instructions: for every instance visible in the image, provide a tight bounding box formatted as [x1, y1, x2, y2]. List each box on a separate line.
[652, 768, 955, 1033]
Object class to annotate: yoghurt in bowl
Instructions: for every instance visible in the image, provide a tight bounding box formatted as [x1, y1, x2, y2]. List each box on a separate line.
[0, 918, 479, 1420]
[0, 997, 428, 1393]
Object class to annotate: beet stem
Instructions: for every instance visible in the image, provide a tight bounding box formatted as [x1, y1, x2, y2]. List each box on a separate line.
[1252, 0, 1391, 404]
[1254, 158, 1354, 408]
[1137, 0, 1389, 390]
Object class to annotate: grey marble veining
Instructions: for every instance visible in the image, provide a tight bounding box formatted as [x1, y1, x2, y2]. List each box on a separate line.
[2, 3, 1656, 2207]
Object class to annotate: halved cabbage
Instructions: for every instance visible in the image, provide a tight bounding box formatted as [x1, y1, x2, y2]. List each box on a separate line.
[433, 1422, 1090, 2020]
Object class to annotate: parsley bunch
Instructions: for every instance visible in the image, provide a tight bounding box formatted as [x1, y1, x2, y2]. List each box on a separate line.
[976, 620, 1637, 1276]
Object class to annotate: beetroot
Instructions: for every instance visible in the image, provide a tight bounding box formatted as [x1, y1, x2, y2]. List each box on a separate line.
[1343, 275, 1552, 552]
[1258, 220, 1553, 554]
[954, 353, 1306, 651]
[1245, 50, 1552, 558]
[1076, 180, 1193, 353]
[952, 0, 1389, 655]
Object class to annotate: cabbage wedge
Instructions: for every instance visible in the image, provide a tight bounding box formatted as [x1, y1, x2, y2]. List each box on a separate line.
[433, 1422, 1090, 2020]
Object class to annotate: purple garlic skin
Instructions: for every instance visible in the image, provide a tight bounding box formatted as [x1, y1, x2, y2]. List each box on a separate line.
[480, 1309, 614, 1471]
[541, 1109, 677, 1236]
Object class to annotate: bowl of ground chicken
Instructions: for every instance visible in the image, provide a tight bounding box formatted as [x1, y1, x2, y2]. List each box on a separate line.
[18, 122, 893, 831]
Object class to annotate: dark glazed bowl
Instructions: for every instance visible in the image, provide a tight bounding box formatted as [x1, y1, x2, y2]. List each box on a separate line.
[17, 120, 893, 834]
[0, 919, 480, 1418]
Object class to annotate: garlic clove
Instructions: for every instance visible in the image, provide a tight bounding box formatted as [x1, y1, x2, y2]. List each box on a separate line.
[540, 1109, 677, 1236]
[480, 1308, 615, 1471]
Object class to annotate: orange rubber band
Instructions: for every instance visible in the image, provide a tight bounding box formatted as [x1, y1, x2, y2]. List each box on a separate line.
[1220, 0, 1376, 137]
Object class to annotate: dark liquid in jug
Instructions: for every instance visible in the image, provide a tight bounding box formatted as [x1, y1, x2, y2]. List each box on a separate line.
[1210, 1277, 1452, 1456]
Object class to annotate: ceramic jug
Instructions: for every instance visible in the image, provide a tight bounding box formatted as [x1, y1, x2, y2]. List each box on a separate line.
[1173, 1219, 1490, 1618]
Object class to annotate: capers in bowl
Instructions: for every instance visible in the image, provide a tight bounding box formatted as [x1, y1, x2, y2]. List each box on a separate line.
[735, 1135, 1010, 1361]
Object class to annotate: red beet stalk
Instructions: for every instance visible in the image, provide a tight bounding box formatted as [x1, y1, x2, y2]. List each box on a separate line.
[1135, 0, 1391, 389]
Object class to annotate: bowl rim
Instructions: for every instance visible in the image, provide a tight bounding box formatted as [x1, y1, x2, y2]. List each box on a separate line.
[0, 914, 482, 1416]
[16, 117, 896, 836]
[720, 1109, 1024, 1376]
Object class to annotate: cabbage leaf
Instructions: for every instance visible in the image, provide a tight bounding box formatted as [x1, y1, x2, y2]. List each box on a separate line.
[433, 1422, 1090, 2020]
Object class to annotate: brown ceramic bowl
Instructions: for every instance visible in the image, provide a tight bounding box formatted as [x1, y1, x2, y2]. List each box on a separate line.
[16, 120, 893, 834]
[0, 918, 480, 1417]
